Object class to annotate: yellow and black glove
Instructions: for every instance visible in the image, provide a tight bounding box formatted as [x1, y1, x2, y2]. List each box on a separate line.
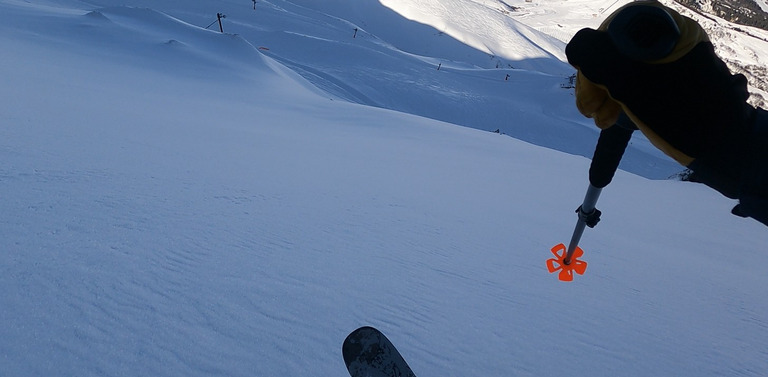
[566, 1, 750, 164]
[566, 1, 754, 199]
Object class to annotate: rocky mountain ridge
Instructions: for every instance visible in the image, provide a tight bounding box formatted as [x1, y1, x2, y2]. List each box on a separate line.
[675, 0, 768, 30]
[670, 0, 768, 107]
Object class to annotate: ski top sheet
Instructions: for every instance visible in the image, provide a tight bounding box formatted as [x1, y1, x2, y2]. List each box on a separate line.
[342, 326, 417, 377]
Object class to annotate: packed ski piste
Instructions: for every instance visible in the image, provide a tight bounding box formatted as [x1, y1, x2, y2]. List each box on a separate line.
[2, 0, 767, 376]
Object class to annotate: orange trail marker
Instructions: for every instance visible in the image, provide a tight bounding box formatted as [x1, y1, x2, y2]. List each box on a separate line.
[548, 184, 602, 281]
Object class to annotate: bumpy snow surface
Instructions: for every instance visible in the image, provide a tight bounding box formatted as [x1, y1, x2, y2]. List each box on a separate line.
[1, 0, 767, 376]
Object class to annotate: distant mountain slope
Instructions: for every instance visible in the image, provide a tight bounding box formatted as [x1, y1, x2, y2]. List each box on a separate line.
[664, 0, 768, 107]
[675, 0, 768, 30]
[501, 0, 767, 108]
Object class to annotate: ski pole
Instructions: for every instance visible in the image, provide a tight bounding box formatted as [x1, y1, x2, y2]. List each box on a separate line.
[547, 184, 602, 281]
[564, 184, 602, 264]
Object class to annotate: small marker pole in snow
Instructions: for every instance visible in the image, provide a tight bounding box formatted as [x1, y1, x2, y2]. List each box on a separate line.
[353, 28, 358, 38]
[217, 13, 226, 33]
[547, 184, 602, 281]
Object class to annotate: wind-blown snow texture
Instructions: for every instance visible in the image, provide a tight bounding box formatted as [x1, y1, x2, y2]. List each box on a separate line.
[1, 0, 766, 376]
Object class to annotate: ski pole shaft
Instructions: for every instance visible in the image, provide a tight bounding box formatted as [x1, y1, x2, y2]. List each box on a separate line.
[564, 184, 602, 264]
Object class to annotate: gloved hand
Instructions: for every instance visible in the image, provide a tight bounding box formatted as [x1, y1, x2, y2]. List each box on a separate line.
[566, 1, 749, 167]
[574, 71, 622, 129]
[565, 2, 684, 125]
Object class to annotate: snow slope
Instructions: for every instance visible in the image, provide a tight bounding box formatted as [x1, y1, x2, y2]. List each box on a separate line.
[382, 0, 768, 106]
[78, 0, 682, 180]
[759, 0, 768, 12]
[1, 1, 767, 377]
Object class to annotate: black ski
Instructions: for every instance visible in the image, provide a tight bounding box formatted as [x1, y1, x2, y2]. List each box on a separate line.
[342, 326, 416, 377]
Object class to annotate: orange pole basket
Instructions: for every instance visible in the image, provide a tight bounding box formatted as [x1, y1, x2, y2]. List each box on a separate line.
[546, 243, 588, 282]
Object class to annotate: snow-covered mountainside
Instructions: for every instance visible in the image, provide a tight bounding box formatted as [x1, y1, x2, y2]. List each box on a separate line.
[1, 1, 767, 377]
[378, 0, 768, 126]
[455, 0, 768, 107]
[676, 0, 768, 30]
[759, 0, 768, 12]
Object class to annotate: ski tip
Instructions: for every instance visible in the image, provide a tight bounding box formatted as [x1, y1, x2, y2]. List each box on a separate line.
[342, 326, 416, 377]
[342, 326, 379, 366]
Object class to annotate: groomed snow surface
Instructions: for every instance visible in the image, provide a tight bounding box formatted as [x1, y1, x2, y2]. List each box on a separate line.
[1, 0, 767, 376]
